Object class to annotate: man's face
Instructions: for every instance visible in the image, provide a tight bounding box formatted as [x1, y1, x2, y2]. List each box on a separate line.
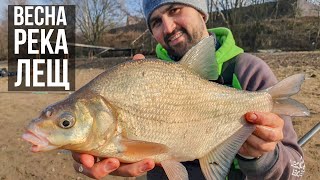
[149, 4, 209, 59]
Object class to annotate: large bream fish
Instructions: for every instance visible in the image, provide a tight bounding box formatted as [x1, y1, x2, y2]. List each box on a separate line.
[22, 36, 309, 180]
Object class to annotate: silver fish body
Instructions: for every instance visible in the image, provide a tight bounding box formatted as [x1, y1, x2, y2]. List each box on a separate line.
[22, 36, 309, 180]
[84, 59, 272, 162]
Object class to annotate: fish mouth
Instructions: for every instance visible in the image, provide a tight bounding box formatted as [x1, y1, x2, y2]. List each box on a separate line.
[22, 130, 58, 152]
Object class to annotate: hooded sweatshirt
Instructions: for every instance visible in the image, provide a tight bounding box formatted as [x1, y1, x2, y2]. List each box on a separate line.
[147, 27, 305, 179]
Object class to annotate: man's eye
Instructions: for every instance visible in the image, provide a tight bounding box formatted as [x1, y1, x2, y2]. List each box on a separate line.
[169, 8, 180, 14]
[151, 19, 161, 28]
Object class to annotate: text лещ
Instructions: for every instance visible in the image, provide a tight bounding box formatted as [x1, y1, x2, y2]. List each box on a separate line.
[14, 59, 70, 90]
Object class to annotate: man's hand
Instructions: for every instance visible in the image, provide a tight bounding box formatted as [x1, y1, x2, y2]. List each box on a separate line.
[239, 112, 284, 158]
[132, 54, 145, 60]
[72, 153, 155, 179]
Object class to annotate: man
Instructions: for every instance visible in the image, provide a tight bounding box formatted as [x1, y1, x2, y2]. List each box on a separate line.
[73, 0, 305, 179]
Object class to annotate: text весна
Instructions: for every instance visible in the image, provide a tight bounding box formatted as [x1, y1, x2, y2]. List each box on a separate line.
[12, 6, 71, 90]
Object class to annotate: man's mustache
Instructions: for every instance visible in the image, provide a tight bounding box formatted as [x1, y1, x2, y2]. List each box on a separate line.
[164, 28, 188, 45]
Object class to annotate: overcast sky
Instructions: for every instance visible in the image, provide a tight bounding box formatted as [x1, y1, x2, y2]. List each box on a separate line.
[0, 0, 143, 21]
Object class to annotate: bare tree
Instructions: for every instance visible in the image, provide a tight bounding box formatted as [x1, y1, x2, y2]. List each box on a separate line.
[118, 0, 144, 18]
[7, 0, 28, 5]
[207, 0, 249, 28]
[48, 0, 126, 45]
[0, 22, 8, 60]
[311, 0, 320, 49]
[0, 0, 29, 60]
[76, 0, 125, 45]
[207, 0, 230, 27]
[308, 0, 320, 5]
[206, 0, 284, 51]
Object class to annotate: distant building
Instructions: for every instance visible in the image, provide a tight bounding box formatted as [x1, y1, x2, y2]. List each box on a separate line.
[126, 16, 141, 26]
[297, 0, 319, 17]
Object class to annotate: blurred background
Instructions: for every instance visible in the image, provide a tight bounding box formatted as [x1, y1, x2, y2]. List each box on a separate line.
[0, 0, 319, 180]
[0, 0, 319, 59]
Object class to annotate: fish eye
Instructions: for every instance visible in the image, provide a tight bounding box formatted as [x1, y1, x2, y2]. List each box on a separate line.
[58, 113, 75, 129]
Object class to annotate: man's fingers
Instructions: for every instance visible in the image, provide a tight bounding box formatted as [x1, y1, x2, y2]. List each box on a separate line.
[239, 142, 263, 158]
[245, 134, 278, 153]
[72, 152, 82, 163]
[254, 125, 284, 142]
[74, 158, 120, 179]
[74, 162, 96, 179]
[245, 112, 284, 142]
[132, 54, 145, 61]
[90, 158, 120, 179]
[245, 112, 284, 128]
[72, 155, 154, 178]
[72, 153, 95, 168]
[111, 159, 155, 177]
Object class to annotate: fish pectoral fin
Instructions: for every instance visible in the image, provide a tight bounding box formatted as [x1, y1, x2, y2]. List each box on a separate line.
[121, 139, 169, 158]
[161, 159, 188, 180]
[199, 121, 256, 179]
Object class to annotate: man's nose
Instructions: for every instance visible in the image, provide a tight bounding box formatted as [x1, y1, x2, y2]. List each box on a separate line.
[162, 16, 175, 34]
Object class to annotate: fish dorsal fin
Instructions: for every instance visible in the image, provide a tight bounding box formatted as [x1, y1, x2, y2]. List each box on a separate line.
[179, 35, 219, 80]
[121, 138, 169, 158]
[161, 159, 188, 180]
[199, 120, 255, 179]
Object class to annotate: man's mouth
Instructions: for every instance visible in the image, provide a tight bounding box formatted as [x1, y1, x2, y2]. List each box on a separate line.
[165, 30, 186, 47]
[168, 31, 183, 42]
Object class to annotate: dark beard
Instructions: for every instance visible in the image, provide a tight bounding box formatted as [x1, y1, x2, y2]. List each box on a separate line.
[164, 28, 203, 61]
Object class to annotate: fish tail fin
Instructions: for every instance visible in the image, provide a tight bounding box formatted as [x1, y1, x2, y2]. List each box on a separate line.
[266, 74, 310, 116]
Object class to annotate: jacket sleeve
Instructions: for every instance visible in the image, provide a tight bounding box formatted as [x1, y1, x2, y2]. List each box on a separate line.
[234, 53, 305, 179]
